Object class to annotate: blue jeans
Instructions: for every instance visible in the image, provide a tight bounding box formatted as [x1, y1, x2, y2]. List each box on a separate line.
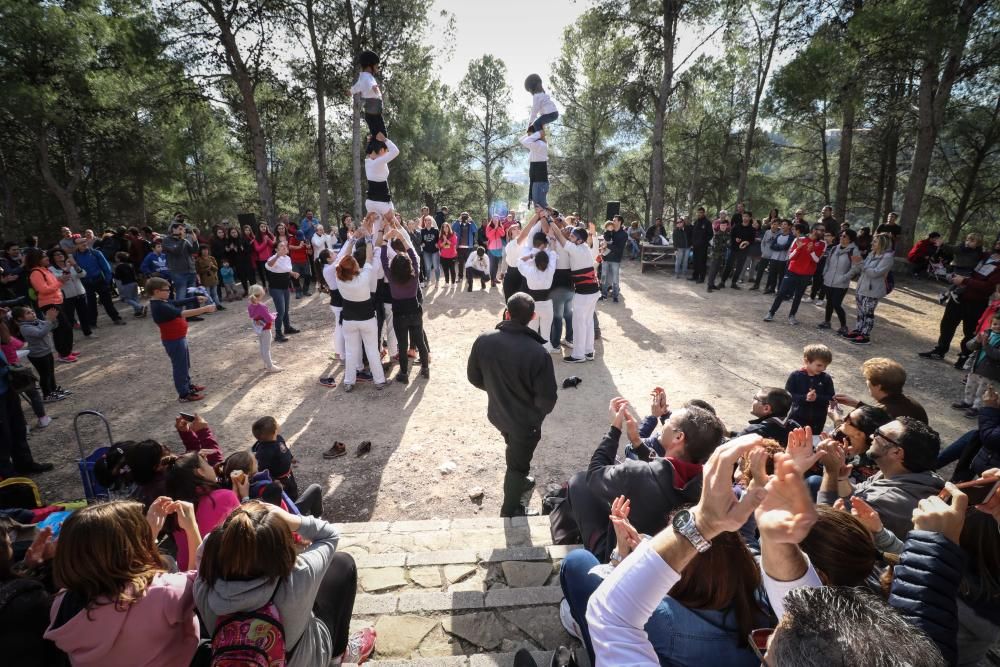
[769, 272, 810, 317]
[207, 285, 222, 307]
[937, 429, 977, 469]
[528, 110, 558, 133]
[269, 288, 291, 336]
[550, 287, 574, 345]
[162, 337, 191, 398]
[173, 272, 197, 300]
[422, 252, 441, 281]
[627, 239, 640, 259]
[530, 181, 549, 208]
[674, 248, 690, 277]
[560, 549, 760, 667]
[601, 261, 621, 299]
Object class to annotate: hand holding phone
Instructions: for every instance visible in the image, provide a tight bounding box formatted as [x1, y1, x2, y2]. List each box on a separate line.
[943, 477, 1000, 506]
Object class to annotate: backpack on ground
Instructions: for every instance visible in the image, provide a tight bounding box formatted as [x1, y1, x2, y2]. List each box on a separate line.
[210, 597, 286, 667]
[0, 477, 42, 510]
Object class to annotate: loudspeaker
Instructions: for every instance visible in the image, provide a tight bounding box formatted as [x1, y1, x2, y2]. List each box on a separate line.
[605, 201, 620, 221]
[237, 213, 257, 228]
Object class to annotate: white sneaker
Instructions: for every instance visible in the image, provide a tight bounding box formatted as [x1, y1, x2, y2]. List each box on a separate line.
[788, 316, 799, 326]
[801, 296, 812, 303]
[266, 365, 283, 373]
[560, 599, 583, 641]
[37, 415, 52, 429]
[547, 346, 561, 353]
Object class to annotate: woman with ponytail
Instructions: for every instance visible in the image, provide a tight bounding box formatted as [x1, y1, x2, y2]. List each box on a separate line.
[196, 501, 376, 666]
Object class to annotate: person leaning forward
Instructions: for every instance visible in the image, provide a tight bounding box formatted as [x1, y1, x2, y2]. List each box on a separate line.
[468, 293, 558, 516]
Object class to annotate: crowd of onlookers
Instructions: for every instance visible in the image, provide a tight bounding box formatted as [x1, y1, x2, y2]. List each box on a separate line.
[2, 204, 999, 666]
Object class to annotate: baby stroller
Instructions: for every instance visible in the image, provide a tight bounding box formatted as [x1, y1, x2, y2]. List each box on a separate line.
[74, 410, 115, 502]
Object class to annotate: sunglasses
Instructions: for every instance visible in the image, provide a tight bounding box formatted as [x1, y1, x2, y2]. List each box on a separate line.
[873, 428, 902, 449]
[749, 628, 774, 662]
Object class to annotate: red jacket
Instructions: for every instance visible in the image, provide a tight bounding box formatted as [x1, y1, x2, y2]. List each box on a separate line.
[908, 239, 934, 262]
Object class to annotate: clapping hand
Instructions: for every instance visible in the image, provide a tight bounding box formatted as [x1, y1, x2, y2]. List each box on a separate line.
[805, 388, 817, 402]
[650, 387, 669, 418]
[146, 496, 174, 539]
[786, 426, 822, 474]
[691, 433, 767, 540]
[754, 452, 819, 544]
[834, 496, 882, 534]
[610, 495, 641, 560]
[23, 526, 56, 568]
[608, 397, 630, 430]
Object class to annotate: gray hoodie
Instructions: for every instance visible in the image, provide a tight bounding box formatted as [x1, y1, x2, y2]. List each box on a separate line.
[820, 470, 944, 539]
[822, 242, 857, 289]
[162, 233, 199, 275]
[194, 516, 340, 667]
[19, 317, 56, 358]
[768, 231, 793, 262]
[850, 250, 895, 298]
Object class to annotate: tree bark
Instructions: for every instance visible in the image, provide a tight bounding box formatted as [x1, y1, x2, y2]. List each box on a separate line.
[352, 94, 362, 221]
[649, 0, 680, 222]
[35, 131, 81, 229]
[206, 0, 276, 224]
[304, 0, 330, 228]
[834, 92, 855, 222]
[737, 0, 784, 202]
[899, 0, 984, 250]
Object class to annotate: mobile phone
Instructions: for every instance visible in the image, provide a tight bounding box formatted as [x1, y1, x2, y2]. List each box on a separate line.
[178, 412, 196, 422]
[940, 478, 1000, 505]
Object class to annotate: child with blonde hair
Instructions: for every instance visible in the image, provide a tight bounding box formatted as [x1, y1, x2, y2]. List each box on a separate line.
[247, 284, 280, 372]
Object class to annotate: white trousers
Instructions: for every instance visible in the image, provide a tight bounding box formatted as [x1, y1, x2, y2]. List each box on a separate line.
[529, 299, 555, 349]
[571, 292, 601, 359]
[329, 305, 345, 358]
[365, 199, 395, 234]
[342, 317, 386, 385]
[381, 302, 397, 356]
[257, 329, 274, 369]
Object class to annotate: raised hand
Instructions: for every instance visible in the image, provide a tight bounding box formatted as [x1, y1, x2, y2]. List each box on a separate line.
[23, 526, 56, 568]
[755, 453, 819, 544]
[976, 469, 1000, 523]
[172, 500, 199, 536]
[146, 496, 174, 539]
[608, 397, 630, 430]
[835, 496, 883, 534]
[913, 483, 968, 544]
[691, 433, 767, 540]
[786, 426, 822, 474]
[650, 387, 669, 418]
[191, 413, 209, 432]
[174, 415, 190, 433]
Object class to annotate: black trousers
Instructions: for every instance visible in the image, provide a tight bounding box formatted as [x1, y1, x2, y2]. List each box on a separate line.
[441, 257, 457, 284]
[765, 259, 787, 292]
[314, 552, 358, 659]
[28, 354, 56, 396]
[566, 471, 613, 562]
[48, 304, 74, 357]
[706, 255, 725, 288]
[466, 269, 488, 291]
[83, 280, 121, 326]
[502, 268, 524, 301]
[393, 311, 429, 375]
[752, 256, 768, 287]
[500, 426, 542, 516]
[810, 262, 827, 300]
[935, 298, 988, 357]
[722, 249, 748, 285]
[825, 287, 848, 328]
[64, 294, 92, 336]
[692, 245, 709, 281]
[456, 248, 472, 279]
[0, 388, 34, 476]
[295, 483, 324, 518]
[363, 112, 387, 138]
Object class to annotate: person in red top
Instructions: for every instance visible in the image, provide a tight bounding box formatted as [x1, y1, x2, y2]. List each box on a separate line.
[146, 276, 216, 402]
[251, 222, 275, 287]
[287, 222, 312, 297]
[764, 221, 826, 325]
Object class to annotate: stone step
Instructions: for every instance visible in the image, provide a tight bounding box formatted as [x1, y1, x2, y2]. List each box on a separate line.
[349, 648, 592, 666]
[337, 517, 587, 662]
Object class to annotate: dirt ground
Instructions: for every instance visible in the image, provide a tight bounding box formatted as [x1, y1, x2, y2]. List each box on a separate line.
[29, 263, 969, 522]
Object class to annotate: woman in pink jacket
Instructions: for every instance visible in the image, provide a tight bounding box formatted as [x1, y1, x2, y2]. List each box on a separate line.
[44, 498, 204, 667]
[251, 222, 275, 287]
[485, 217, 506, 284]
[25, 248, 76, 363]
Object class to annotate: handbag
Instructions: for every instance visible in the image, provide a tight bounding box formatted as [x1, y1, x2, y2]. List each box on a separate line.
[8, 363, 37, 394]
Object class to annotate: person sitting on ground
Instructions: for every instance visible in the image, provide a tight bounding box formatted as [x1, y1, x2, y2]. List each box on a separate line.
[817, 416, 944, 538]
[907, 231, 943, 276]
[44, 499, 203, 667]
[938, 384, 1000, 481]
[835, 357, 929, 424]
[626, 389, 719, 460]
[195, 501, 376, 667]
[582, 438, 946, 666]
[737, 387, 798, 447]
[567, 398, 724, 560]
[251, 415, 323, 518]
[221, 450, 300, 514]
[824, 404, 893, 487]
[786, 344, 836, 435]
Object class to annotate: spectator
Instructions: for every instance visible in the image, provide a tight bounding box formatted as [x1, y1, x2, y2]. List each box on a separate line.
[816, 228, 858, 335]
[672, 218, 690, 278]
[835, 357, 929, 424]
[689, 207, 713, 283]
[908, 231, 943, 276]
[161, 220, 200, 302]
[48, 248, 91, 338]
[737, 387, 797, 446]
[844, 232, 895, 345]
[73, 237, 125, 328]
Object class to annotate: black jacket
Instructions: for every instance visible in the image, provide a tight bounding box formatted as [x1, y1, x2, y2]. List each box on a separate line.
[730, 222, 756, 250]
[785, 370, 835, 433]
[738, 415, 800, 447]
[585, 426, 701, 538]
[888, 530, 964, 666]
[691, 217, 713, 247]
[467, 321, 557, 433]
[973, 406, 1000, 475]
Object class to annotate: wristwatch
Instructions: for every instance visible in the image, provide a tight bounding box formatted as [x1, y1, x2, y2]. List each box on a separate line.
[671, 509, 711, 553]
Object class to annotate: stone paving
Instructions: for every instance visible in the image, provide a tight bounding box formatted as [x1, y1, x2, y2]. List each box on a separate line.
[340, 517, 590, 666]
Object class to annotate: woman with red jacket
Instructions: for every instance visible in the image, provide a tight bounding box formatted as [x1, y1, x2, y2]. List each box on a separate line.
[25, 248, 76, 363]
[287, 222, 312, 298]
[251, 222, 275, 287]
[438, 223, 459, 285]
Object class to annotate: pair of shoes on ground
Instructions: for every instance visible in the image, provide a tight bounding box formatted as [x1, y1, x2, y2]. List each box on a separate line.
[563, 353, 594, 363]
[322, 440, 373, 459]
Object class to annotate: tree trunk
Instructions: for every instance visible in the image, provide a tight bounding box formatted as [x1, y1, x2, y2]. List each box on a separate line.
[209, 2, 275, 224]
[304, 0, 330, 228]
[882, 123, 899, 224]
[35, 132, 81, 229]
[834, 93, 856, 222]
[352, 94, 362, 221]
[818, 120, 831, 206]
[899, 0, 984, 250]
[649, 0, 679, 221]
[737, 0, 784, 202]
[0, 146, 16, 237]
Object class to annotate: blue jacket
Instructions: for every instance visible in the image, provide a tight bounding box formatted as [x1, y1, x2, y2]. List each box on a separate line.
[72, 248, 112, 283]
[973, 406, 1000, 475]
[889, 530, 964, 666]
[140, 251, 170, 278]
[298, 217, 317, 242]
[785, 369, 835, 433]
[452, 220, 478, 248]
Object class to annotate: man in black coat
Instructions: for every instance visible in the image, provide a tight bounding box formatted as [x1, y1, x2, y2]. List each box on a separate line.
[689, 206, 713, 283]
[737, 387, 798, 446]
[567, 397, 729, 560]
[468, 293, 558, 516]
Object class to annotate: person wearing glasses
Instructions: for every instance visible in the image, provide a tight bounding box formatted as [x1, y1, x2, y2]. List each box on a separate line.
[816, 416, 944, 539]
[146, 277, 216, 403]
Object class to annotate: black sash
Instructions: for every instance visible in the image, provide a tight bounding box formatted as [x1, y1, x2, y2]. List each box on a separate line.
[340, 298, 375, 322]
[329, 288, 343, 307]
[367, 180, 391, 203]
[526, 287, 551, 301]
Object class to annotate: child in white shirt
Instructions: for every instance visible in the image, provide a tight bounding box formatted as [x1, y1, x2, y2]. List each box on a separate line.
[350, 50, 385, 138]
[525, 74, 559, 133]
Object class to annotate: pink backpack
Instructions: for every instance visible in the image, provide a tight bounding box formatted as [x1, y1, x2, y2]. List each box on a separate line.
[210, 598, 286, 666]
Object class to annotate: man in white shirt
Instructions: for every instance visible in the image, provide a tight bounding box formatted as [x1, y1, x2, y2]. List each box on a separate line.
[561, 225, 601, 362]
[518, 230, 559, 352]
[311, 224, 331, 291]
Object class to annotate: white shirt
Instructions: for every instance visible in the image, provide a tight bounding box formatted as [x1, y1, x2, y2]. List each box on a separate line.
[338, 263, 375, 302]
[519, 132, 548, 162]
[322, 262, 338, 292]
[365, 139, 399, 183]
[311, 233, 330, 260]
[266, 254, 293, 273]
[504, 240, 523, 268]
[465, 253, 489, 272]
[555, 242, 572, 270]
[349, 71, 381, 99]
[519, 249, 557, 290]
[565, 240, 595, 271]
[529, 91, 557, 124]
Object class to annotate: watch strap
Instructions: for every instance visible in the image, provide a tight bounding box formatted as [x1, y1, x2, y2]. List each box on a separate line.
[677, 511, 711, 553]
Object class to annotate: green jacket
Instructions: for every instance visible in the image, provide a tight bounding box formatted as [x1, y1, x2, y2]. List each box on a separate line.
[710, 228, 730, 258]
